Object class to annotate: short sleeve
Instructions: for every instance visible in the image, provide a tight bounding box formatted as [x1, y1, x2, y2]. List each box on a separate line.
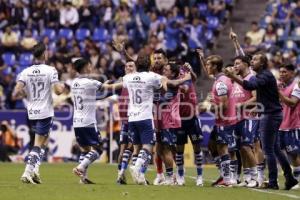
[291, 84, 300, 99]
[91, 80, 102, 90]
[17, 71, 26, 85]
[215, 81, 228, 96]
[50, 67, 59, 84]
[151, 72, 162, 89]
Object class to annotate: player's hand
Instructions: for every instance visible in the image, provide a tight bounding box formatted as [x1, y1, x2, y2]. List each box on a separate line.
[196, 48, 204, 58]
[183, 72, 191, 81]
[183, 62, 192, 72]
[112, 39, 125, 52]
[229, 27, 237, 41]
[223, 67, 234, 78]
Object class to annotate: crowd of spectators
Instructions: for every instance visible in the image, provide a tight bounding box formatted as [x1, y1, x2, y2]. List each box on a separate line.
[0, 0, 234, 110]
[242, 0, 300, 76]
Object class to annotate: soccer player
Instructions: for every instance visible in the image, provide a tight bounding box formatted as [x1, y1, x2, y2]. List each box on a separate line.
[12, 42, 65, 184]
[229, 30, 266, 186]
[151, 49, 168, 185]
[203, 55, 237, 187]
[231, 55, 259, 187]
[71, 58, 123, 184]
[278, 64, 300, 185]
[156, 62, 182, 185]
[116, 60, 137, 184]
[175, 62, 204, 186]
[224, 53, 298, 190]
[126, 54, 190, 185]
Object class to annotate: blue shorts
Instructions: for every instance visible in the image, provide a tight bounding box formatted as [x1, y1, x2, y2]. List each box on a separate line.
[74, 124, 102, 147]
[30, 117, 53, 136]
[177, 116, 203, 145]
[216, 124, 236, 152]
[129, 119, 155, 145]
[120, 123, 133, 144]
[159, 129, 177, 146]
[235, 119, 258, 148]
[279, 130, 300, 155]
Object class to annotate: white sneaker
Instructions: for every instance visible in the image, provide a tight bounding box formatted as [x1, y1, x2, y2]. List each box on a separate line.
[137, 173, 148, 185]
[162, 176, 176, 186]
[20, 171, 36, 184]
[129, 166, 139, 184]
[236, 181, 248, 187]
[292, 184, 300, 190]
[196, 176, 203, 186]
[153, 173, 165, 185]
[32, 172, 42, 184]
[246, 179, 258, 188]
[176, 175, 185, 186]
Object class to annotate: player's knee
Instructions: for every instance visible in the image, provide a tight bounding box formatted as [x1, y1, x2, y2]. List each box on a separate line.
[92, 144, 103, 155]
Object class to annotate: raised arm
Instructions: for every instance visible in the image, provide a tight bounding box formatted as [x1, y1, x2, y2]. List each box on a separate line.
[166, 73, 191, 88]
[196, 48, 208, 76]
[229, 28, 245, 56]
[112, 39, 136, 62]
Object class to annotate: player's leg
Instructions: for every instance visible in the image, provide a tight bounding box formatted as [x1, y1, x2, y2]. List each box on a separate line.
[281, 130, 300, 189]
[153, 141, 165, 185]
[72, 125, 103, 184]
[21, 117, 52, 184]
[188, 116, 204, 186]
[159, 129, 177, 185]
[215, 125, 235, 187]
[209, 126, 223, 186]
[254, 136, 265, 187]
[134, 119, 155, 185]
[175, 123, 189, 186]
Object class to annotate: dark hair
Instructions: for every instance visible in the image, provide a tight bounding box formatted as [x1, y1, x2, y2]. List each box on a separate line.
[251, 21, 258, 25]
[0, 56, 4, 66]
[225, 63, 234, 68]
[234, 55, 251, 66]
[73, 58, 89, 73]
[33, 42, 46, 58]
[206, 55, 223, 72]
[280, 64, 295, 71]
[168, 62, 180, 78]
[255, 52, 268, 69]
[136, 54, 150, 72]
[153, 48, 167, 58]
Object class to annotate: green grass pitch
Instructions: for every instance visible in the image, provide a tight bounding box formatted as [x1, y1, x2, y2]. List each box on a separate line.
[0, 163, 299, 200]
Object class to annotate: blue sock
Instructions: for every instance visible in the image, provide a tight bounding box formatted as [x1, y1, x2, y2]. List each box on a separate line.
[194, 151, 203, 176]
[25, 146, 41, 172]
[136, 149, 151, 174]
[121, 149, 132, 170]
[176, 152, 184, 176]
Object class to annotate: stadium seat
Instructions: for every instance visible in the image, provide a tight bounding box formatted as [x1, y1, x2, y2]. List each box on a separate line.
[41, 28, 56, 41]
[31, 29, 39, 39]
[19, 53, 34, 67]
[93, 27, 109, 42]
[76, 28, 91, 41]
[2, 53, 16, 66]
[198, 3, 208, 15]
[277, 28, 288, 42]
[206, 16, 220, 30]
[291, 27, 300, 41]
[58, 28, 74, 40]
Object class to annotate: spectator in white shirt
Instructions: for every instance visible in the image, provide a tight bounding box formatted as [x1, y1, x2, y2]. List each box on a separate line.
[60, 1, 79, 31]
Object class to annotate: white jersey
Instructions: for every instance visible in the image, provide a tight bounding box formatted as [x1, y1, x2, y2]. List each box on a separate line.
[71, 77, 102, 127]
[123, 71, 162, 122]
[18, 64, 59, 120]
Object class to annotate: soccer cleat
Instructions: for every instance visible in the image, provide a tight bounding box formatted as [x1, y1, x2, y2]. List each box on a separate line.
[196, 176, 203, 186]
[236, 181, 248, 187]
[153, 173, 165, 185]
[246, 180, 258, 188]
[129, 166, 139, 184]
[32, 172, 42, 184]
[137, 173, 148, 185]
[211, 176, 223, 186]
[162, 176, 176, 186]
[260, 183, 279, 190]
[176, 175, 185, 186]
[230, 178, 238, 185]
[20, 171, 36, 184]
[79, 178, 95, 184]
[116, 173, 127, 185]
[292, 184, 300, 190]
[73, 167, 84, 178]
[214, 179, 232, 188]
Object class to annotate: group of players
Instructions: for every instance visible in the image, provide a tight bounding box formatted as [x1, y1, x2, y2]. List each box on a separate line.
[11, 29, 300, 190]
